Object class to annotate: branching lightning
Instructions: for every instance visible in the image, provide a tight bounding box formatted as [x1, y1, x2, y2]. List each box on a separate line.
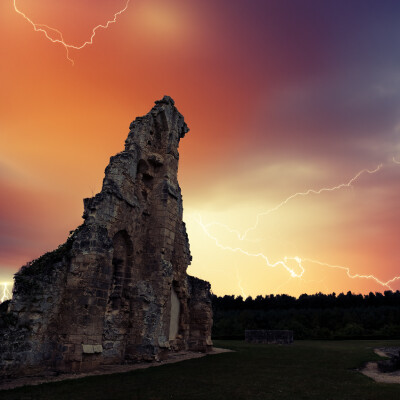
[205, 164, 383, 241]
[303, 259, 398, 291]
[0, 282, 12, 303]
[197, 215, 305, 279]
[13, 0, 130, 65]
[198, 160, 400, 293]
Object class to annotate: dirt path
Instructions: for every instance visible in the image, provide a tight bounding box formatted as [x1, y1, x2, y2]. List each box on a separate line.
[0, 348, 232, 391]
[360, 348, 400, 384]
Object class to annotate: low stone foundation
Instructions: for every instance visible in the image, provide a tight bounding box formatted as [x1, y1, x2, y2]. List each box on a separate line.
[245, 330, 293, 344]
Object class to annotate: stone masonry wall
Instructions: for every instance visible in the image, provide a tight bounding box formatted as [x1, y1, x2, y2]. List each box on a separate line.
[0, 96, 213, 377]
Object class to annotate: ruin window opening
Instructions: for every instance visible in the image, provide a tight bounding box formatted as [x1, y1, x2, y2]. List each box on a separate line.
[137, 159, 149, 175]
[108, 230, 133, 310]
[142, 173, 153, 190]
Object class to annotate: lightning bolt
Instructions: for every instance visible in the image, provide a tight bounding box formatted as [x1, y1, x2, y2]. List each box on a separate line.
[198, 160, 400, 292]
[13, 0, 130, 65]
[206, 164, 383, 241]
[0, 282, 12, 303]
[196, 215, 305, 279]
[199, 216, 399, 292]
[236, 267, 247, 298]
[303, 259, 398, 290]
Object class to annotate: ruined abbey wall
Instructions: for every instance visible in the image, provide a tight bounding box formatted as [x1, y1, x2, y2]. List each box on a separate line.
[0, 96, 213, 377]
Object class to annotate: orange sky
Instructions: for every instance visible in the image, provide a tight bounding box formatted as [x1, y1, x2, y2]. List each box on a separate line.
[1, 0, 400, 297]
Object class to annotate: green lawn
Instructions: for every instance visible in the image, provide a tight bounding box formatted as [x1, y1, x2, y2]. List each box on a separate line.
[1, 340, 400, 400]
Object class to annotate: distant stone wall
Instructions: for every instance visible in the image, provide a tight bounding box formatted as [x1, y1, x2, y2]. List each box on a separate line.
[245, 330, 293, 344]
[0, 96, 213, 378]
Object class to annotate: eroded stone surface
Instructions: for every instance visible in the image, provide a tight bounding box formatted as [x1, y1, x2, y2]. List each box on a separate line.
[0, 96, 213, 377]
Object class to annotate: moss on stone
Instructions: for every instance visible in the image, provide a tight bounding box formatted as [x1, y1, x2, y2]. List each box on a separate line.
[17, 226, 82, 278]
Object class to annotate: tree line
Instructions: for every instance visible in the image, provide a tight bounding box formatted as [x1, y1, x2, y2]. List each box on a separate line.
[212, 291, 400, 340]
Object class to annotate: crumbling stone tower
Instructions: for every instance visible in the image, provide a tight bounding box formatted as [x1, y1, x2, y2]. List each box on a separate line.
[0, 96, 213, 376]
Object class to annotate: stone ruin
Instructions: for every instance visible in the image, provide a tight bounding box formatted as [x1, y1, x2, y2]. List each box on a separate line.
[245, 330, 293, 344]
[0, 96, 213, 377]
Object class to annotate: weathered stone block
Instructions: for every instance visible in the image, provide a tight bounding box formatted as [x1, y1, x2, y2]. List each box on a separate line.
[82, 345, 94, 354]
[93, 345, 103, 354]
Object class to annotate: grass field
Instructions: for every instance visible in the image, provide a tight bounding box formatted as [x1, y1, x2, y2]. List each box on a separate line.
[1, 340, 400, 400]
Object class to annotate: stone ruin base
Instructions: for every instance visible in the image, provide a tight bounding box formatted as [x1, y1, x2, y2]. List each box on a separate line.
[245, 330, 293, 344]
